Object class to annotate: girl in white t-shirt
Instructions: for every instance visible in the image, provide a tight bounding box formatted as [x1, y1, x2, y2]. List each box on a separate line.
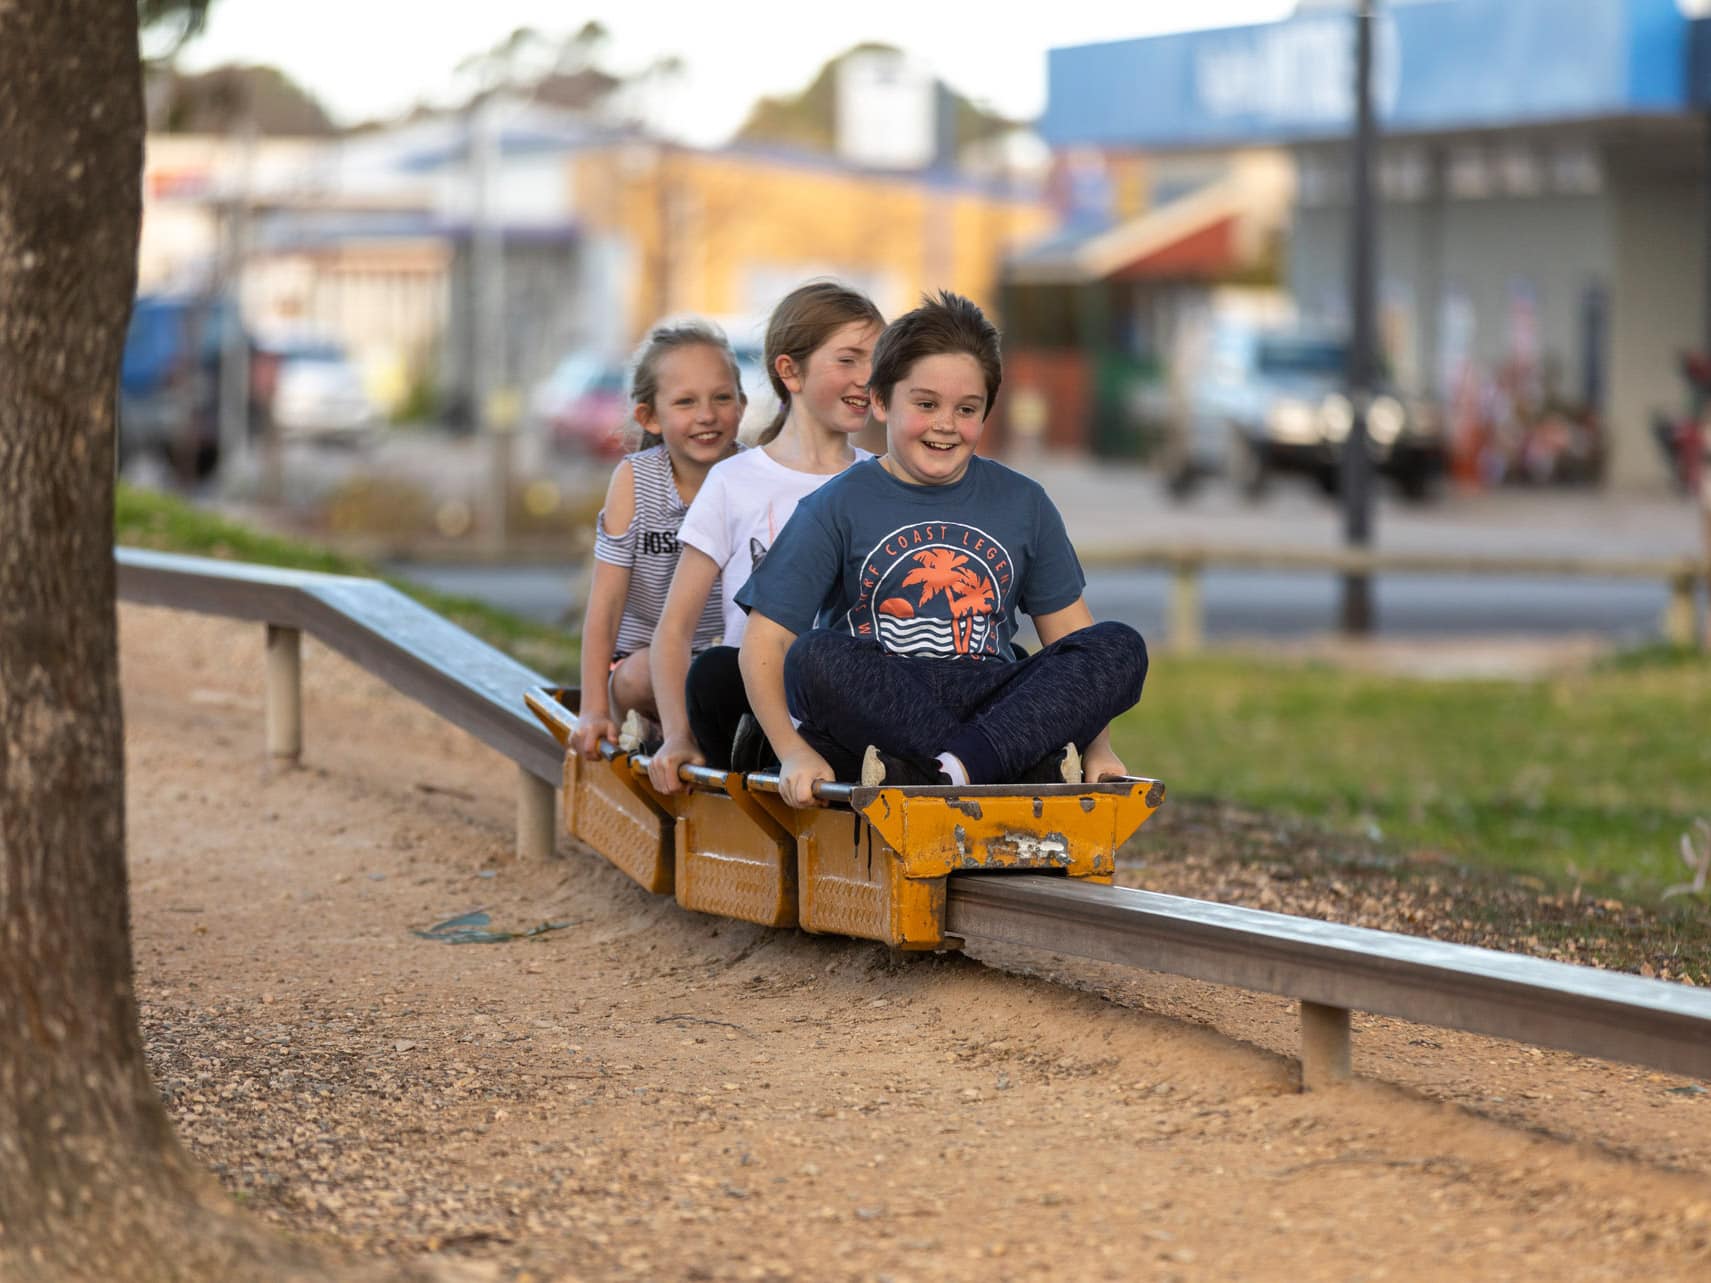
[647, 281, 883, 792]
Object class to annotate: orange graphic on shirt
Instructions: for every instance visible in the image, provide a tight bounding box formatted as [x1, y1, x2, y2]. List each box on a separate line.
[900, 548, 971, 607]
[946, 573, 994, 654]
[874, 548, 996, 655]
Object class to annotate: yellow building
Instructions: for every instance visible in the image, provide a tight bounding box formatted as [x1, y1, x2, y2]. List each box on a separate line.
[568, 142, 1054, 339]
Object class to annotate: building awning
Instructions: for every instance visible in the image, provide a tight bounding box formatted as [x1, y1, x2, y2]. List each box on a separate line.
[1006, 167, 1282, 286]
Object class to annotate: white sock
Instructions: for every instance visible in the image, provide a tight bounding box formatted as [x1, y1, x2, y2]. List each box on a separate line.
[935, 752, 970, 786]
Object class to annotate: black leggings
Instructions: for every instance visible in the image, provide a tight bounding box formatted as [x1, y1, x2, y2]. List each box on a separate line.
[686, 645, 749, 770]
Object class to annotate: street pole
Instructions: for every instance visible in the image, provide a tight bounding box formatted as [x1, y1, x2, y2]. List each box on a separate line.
[1340, 0, 1379, 634]
[1701, 113, 1711, 639]
[217, 110, 256, 497]
[470, 93, 512, 554]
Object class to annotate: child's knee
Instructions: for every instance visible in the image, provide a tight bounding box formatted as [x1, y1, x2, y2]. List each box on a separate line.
[686, 645, 737, 712]
[1088, 620, 1148, 703]
[782, 630, 840, 707]
[610, 652, 654, 711]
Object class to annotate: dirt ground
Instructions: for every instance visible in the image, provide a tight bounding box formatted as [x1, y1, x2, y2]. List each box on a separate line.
[121, 604, 1711, 1283]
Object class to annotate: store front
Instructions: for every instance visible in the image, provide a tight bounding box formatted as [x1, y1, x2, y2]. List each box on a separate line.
[1042, 0, 1711, 488]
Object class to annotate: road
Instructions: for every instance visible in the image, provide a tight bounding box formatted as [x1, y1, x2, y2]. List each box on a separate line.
[204, 430, 1704, 642]
[392, 560, 1680, 643]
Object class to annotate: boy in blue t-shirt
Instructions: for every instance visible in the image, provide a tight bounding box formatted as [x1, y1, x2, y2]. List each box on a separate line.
[735, 292, 1148, 808]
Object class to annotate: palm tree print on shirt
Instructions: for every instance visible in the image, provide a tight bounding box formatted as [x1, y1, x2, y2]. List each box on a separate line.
[878, 549, 997, 655]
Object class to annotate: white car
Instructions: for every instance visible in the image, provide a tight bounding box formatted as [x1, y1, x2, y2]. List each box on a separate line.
[270, 341, 379, 442]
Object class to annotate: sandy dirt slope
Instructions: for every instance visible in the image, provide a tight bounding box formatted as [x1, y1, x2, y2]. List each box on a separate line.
[119, 605, 1711, 1282]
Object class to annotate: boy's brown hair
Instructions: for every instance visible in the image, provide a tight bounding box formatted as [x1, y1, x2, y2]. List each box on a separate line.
[869, 291, 1002, 420]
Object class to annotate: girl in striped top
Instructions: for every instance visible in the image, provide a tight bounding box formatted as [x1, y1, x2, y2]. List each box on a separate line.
[573, 321, 746, 759]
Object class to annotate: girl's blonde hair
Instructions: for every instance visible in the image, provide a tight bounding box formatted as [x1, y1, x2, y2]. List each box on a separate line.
[758, 280, 884, 445]
[626, 319, 745, 450]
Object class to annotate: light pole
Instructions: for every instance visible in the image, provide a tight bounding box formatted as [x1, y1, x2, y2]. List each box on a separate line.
[1340, 0, 1379, 633]
[469, 92, 513, 554]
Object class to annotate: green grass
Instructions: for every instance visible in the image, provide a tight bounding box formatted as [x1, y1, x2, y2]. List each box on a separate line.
[1108, 650, 1711, 900]
[115, 484, 579, 679]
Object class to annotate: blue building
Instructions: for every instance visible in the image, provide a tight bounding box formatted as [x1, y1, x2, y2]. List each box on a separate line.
[1042, 0, 1711, 487]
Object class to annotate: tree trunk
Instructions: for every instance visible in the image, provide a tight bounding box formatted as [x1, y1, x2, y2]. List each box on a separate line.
[0, 7, 440, 1280]
[0, 0, 185, 1243]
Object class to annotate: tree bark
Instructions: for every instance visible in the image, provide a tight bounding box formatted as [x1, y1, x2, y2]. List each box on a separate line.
[0, 0, 180, 1234]
[0, 7, 443, 1281]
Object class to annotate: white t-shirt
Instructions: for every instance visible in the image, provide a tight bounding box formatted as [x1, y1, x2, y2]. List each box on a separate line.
[678, 445, 872, 646]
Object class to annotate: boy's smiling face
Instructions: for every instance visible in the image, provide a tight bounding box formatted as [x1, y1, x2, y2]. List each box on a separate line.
[873, 352, 987, 486]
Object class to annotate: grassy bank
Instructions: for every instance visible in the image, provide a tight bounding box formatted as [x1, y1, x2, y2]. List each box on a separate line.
[115, 485, 579, 678]
[1109, 649, 1711, 900]
[117, 484, 1709, 903]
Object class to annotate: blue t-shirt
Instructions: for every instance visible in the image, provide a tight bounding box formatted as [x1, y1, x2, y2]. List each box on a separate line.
[736, 457, 1085, 661]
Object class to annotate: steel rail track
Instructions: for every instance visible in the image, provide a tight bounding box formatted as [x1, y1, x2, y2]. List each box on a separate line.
[948, 876, 1711, 1080]
[116, 547, 1711, 1084]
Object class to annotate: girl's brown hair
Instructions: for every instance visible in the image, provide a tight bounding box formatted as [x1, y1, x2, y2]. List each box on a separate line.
[758, 280, 884, 444]
[625, 318, 745, 450]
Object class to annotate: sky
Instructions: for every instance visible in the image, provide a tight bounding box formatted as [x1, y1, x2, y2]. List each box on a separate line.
[171, 0, 1299, 145]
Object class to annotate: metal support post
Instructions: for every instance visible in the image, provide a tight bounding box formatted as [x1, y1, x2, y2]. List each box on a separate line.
[1169, 561, 1204, 653]
[517, 765, 556, 861]
[1665, 572, 1699, 649]
[1300, 1000, 1352, 1090]
[265, 624, 302, 765]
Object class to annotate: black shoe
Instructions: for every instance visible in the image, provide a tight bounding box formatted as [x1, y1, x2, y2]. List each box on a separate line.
[730, 714, 777, 774]
[1013, 742, 1083, 786]
[860, 745, 949, 787]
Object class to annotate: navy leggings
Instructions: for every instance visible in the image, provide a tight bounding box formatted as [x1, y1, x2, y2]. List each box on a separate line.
[783, 621, 1148, 783]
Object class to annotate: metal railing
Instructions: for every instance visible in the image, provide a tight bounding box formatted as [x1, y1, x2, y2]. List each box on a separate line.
[116, 547, 1711, 1089]
[1077, 543, 1708, 652]
[117, 547, 562, 857]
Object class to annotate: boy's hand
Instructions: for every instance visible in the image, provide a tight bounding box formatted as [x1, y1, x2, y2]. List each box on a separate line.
[648, 733, 704, 794]
[1083, 742, 1129, 784]
[777, 747, 834, 809]
[572, 715, 619, 761]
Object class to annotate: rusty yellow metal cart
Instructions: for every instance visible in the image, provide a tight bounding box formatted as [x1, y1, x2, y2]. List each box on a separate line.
[524, 687, 1164, 949]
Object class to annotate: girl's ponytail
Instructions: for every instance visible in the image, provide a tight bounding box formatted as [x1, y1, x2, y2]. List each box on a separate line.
[757, 403, 791, 445]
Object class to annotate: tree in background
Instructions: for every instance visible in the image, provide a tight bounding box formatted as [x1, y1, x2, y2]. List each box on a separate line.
[735, 42, 1017, 163]
[451, 20, 622, 116]
[149, 63, 337, 135]
[0, 3, 434, 1277]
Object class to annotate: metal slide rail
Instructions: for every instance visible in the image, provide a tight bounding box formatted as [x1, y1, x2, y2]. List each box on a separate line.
[116, 547, 563, 856]
[117, 547, 1711, 1087]
[948, 877, 1711, 1084]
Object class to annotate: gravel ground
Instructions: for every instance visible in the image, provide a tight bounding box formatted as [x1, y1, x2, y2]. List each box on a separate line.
[122, 604, 1711, 1282]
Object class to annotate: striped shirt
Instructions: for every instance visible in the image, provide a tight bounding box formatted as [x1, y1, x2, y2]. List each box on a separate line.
[594, 443, 728, 658]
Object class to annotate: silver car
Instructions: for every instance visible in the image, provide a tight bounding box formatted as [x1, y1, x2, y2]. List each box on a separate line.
[1169, 322, 1442, 502]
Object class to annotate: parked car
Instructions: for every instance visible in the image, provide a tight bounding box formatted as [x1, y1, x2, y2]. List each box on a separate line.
[1169, 322, 1444, 502]
[266, 339, 379, 443]
[531, 353, 631, 458]
[119, 292, 265, 480]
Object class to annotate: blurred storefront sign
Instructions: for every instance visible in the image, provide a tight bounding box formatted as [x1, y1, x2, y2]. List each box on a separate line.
[1044, 0, 1695, 151]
